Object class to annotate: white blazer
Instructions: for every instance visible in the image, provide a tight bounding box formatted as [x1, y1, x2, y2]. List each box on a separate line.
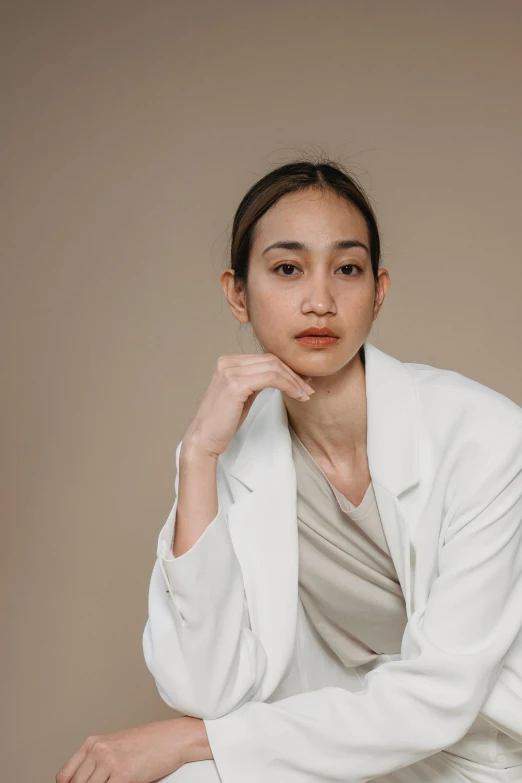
[143, 341, 522, 782]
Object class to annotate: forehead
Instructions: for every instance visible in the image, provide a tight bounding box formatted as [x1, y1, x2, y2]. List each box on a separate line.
[253, 188, 369, 247]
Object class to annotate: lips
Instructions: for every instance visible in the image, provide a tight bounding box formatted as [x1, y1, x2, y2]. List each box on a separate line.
[295, 327, 340, 349]
[295, 327, 339, 338]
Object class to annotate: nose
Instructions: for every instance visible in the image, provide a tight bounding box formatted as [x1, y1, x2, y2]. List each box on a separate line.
[301, 271, 336, 315]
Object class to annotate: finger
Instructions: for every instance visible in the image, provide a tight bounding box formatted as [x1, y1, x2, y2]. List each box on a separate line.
[219, 354, 314, 394]
[85, 765, 110, 783]
[235, 369, 311, 401]
[225, 364, 308, 400]
[268, 356, 315, 394]
[70, 755, 96, 783]
[56, 744, 89, 783]
[259, 359, 315, 397]
[231, 359, 313, 397]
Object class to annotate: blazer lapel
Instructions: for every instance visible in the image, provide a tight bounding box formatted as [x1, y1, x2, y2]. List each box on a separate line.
[364, 341, 420, 622]
[225, 388, 299, 701]
[223, 340, 420, 699]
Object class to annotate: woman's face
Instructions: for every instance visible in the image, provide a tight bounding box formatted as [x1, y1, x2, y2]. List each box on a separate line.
[226, 187, 389, 379]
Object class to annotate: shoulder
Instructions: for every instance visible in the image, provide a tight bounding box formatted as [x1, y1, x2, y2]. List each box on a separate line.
[406, 359, 522, 433]
[400, 358, 522, 506]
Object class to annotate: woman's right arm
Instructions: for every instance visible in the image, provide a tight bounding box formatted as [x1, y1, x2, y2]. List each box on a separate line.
[142, 354, 314, 720]
[142, 436, 263, 720]
[171, 440, 219, 559]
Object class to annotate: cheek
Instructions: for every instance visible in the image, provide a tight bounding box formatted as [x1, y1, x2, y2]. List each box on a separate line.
[255, 286, 293, 318]
[253, 293, 283, 320]
[247, 296, 288, 344]
[341, 288, 375, 317]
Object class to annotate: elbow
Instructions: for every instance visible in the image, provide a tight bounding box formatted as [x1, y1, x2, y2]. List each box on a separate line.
[199, 637, 268, 718]
[422, 683, 490, 754]
[152, 671, 262, 721]
[144, 631, 268, 720]
[182, 635, 269, 719]
[393, 660, 492, 755]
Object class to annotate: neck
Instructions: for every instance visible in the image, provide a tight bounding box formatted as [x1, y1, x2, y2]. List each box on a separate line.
[284, 347, 367, 464]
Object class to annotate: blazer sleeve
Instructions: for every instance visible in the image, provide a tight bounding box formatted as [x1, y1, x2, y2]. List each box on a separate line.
[142, 440, 268, 718]
[202, 426, 522, 783]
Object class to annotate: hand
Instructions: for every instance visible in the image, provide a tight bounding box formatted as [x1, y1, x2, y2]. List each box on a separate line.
[184, 353, 315, 458]
[55, 716, 204, 783]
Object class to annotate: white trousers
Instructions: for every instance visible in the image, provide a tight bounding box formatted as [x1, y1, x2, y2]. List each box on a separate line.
[157, 600, 522, 783]
[160, 755, 522, 782]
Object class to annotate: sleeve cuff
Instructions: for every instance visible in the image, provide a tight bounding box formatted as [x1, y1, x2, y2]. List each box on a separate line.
[158, 506, 234, 619]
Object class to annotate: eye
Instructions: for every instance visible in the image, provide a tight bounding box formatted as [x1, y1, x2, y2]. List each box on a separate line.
[274, 263, 299, 276]
[273, 263, 362, 276]
[339, 264, 362, 276]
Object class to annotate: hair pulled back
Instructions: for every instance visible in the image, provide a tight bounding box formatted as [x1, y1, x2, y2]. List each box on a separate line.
[229, 158, 382, 296]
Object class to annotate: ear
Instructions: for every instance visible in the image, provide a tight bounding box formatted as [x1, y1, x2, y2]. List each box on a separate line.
[221, 269, 250, 325]
[373, 269, 391, 321]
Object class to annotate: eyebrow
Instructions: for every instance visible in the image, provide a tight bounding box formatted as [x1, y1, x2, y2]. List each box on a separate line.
[261, 239, 370, 256]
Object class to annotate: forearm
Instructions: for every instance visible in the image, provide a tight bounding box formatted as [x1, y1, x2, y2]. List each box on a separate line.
[144, 435, 267, 718]
[172, 439, 219, 557]
[180, 717, 214, 765]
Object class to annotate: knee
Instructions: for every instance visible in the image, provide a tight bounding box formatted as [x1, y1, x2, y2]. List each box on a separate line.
[157, 759, 222, 782]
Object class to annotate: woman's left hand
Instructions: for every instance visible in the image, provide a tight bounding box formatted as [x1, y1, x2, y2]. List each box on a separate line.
[55, 716, 205, 783]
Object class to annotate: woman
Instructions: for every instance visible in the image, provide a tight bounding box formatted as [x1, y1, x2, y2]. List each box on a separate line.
[56, 160, 522, 783]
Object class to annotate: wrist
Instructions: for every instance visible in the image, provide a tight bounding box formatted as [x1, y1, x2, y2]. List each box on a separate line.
[179, 716, 213, 765]
[180, 437, 219, 464]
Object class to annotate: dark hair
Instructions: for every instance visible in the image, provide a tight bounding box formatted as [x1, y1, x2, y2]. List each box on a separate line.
[230, 157, 381, 292]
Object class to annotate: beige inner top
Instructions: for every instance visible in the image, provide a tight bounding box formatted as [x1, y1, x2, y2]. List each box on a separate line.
[289, 423, 408, 668]
[289, 424, 522, 765]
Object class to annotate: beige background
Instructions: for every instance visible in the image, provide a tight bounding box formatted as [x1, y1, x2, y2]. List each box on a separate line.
[2, 1, 522, 780]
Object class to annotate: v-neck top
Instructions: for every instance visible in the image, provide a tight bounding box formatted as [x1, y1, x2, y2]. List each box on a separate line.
[289, 425, 522, 767]
[289, 423, 408, 667]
